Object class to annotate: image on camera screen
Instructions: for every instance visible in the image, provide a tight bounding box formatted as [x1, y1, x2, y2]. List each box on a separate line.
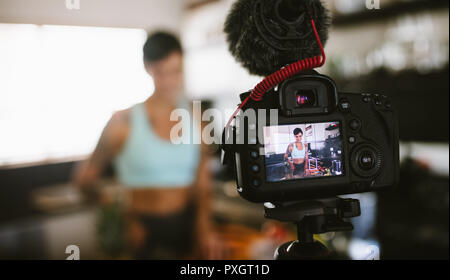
[263, 122, 344, 182]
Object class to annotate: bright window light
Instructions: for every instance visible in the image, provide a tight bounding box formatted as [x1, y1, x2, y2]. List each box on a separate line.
[0, 23, 153, 166]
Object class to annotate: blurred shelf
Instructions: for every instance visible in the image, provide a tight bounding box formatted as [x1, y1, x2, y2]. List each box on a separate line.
[212, 181, 266, 228]
[333, 0, 449, 27]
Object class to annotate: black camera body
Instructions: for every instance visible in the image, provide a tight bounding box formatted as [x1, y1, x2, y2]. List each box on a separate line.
[222, 72, 399, 203]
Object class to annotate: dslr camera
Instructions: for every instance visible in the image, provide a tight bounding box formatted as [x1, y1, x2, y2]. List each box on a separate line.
[221, 0, 400, 259]
[222, 71, 399, 203]
[221, 0, 400, 204]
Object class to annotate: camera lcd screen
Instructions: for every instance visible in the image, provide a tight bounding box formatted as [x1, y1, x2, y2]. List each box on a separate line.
[263, 122, 344, 182]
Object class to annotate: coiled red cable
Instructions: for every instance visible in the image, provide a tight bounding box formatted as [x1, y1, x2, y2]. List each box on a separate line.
[225, 18, 326, 128]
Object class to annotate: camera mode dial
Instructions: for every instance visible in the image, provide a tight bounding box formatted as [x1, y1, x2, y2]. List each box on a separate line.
[351, 144, 382, 178]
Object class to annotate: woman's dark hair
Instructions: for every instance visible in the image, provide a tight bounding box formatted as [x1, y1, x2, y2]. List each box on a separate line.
[294, 128, 303, 136]
[143, 31, 183, 63]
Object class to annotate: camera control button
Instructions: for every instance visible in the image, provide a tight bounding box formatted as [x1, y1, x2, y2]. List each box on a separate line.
[385, 101, 392, 109]
[252, 179, 261, 187]
[250, 150, 259, 159]
[374, 95, 382, 106]
[349, 119, 361, 131]
[251, 164, 260, 173]
[363, 95, 372, 103]
[359, 152, 376, 170]
[339, 99, 351, 112]
[351, 144, 382, 178]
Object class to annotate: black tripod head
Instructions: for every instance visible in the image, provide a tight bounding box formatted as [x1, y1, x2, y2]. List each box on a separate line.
[265, 197, 361, 259]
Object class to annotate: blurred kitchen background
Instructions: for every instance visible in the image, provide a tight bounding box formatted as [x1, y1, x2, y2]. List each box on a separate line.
[0, 0, 448, 259]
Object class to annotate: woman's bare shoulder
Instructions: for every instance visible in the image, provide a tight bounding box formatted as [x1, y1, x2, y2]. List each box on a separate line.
[104, 108, 132, 150]
[110, 108, 131, 125]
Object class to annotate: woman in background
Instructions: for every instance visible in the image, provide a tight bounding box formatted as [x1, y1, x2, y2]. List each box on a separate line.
[73, 32, 222, 259]
[284, 128, 309, 178]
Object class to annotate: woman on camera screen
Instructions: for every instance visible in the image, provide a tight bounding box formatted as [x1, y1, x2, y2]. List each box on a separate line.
[284, 128, 309, 178]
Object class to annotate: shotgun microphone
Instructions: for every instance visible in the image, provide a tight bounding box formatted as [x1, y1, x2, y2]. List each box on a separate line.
[224, 0, 330, 77]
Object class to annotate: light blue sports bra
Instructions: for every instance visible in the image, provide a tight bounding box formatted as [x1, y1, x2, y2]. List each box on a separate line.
[291, 143, 306, 159]
[113, 99, 200, 188]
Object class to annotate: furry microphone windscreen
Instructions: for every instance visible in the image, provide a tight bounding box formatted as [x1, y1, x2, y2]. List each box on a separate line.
[224, 0, 330, 77]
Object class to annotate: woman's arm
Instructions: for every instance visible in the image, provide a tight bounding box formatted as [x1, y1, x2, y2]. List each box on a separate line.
[72, 111, 129, 190]
[194, 143, 213, 233]
[284, 143, 293, 160]
[193, 143, 227, 259]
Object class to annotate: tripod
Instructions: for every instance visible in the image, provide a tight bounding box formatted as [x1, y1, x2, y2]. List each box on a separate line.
[265, 197, 361, 260]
